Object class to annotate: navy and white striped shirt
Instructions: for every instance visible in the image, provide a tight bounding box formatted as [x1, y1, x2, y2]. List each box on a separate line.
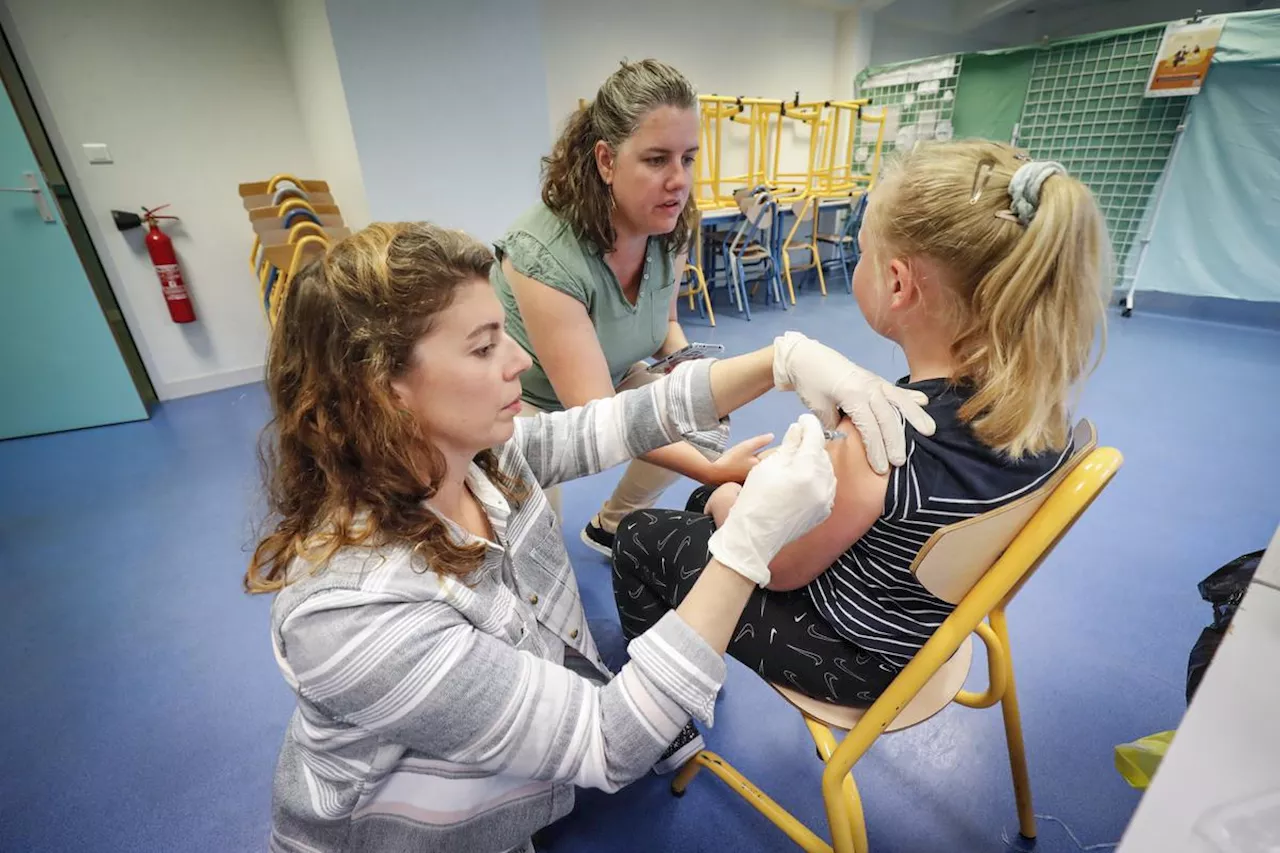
[806, 378, 1072, 668]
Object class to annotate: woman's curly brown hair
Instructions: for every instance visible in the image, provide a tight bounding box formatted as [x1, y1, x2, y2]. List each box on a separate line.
[541, 58, 699, 255]
[245, 222, 526, 594]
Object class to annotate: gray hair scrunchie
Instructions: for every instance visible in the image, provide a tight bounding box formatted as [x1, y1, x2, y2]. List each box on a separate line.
[1007, 160, 1066, 226]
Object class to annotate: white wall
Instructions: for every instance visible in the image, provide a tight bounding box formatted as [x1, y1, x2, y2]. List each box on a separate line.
[275, 0, 371, 230]
[541, 0, 839, 184]
[324, 0, 549, 243]
[834, 7, 876, 101]
[542, 0, 839, 126]
[3, 0, 316, 400]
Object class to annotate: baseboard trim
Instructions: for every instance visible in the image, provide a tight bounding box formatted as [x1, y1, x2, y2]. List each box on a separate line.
[156, 365, 264, 400]
[1129, 291, 1280, 330]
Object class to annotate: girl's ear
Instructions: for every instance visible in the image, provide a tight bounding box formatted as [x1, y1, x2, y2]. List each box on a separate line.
[887, 256, 925, 312]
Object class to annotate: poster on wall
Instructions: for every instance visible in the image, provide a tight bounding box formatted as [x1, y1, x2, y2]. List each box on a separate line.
[1145, 16, 1226, 97]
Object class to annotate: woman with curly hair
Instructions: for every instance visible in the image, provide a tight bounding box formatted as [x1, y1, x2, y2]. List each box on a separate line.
[492, 59, 918, 556]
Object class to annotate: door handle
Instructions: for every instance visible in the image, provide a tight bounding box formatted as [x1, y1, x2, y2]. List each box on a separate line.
[0, 172, 56, 223]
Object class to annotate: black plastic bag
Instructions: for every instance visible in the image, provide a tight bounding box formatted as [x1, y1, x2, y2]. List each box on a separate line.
[1186, 550, 1264, 703]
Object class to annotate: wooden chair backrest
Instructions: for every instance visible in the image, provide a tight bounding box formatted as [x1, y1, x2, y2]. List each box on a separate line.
[248, 203, 342, 221]
[741, 193, 774, 235]
[252, 214, 345, 234]
[257, 225, 350, 247]
[912, 420, 1097, 605]
[262, 238, 328, 276]
[242, 191, 336, 210]
[238, 177, 329, 197]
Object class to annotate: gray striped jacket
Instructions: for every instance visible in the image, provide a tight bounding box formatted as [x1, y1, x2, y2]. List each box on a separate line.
[267, 360, 728, 853]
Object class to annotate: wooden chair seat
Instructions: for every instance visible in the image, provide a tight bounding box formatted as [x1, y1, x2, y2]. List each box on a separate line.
[772, 636, 974, 733]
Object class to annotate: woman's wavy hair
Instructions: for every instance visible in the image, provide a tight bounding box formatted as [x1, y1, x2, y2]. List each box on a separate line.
[541, 58, 699, 254]
[245, 222, 526, 594]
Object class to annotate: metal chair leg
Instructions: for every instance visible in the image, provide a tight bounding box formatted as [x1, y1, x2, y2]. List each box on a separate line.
[721, 245, 741, 314]
[772, 262, 788, 309]
[782, 253, 797, 304]
[673, 751, 832, 852]
[806, 719, 869, 853]
[813, 241, 828, 296]
[734, 257, 752, 320]
[991, 608, 1037, 840]
[693, 265, 715, 326]
[671, 753, 706, 797]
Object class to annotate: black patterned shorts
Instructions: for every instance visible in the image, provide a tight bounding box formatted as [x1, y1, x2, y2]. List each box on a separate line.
[610, 488, 899, 707]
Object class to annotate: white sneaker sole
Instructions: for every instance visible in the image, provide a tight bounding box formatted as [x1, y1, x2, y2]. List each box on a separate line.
[579, 526, 614, 557]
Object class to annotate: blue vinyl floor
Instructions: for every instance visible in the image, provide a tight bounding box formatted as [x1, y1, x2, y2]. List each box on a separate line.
[2, 284, 1278, 853]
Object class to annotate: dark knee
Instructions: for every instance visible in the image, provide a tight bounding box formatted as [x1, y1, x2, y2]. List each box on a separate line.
[685, 484, 718, 514]
[611, 511, 645, 565]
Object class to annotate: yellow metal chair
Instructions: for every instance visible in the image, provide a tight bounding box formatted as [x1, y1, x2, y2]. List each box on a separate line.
[675, 257, 716, 324]
[260, 235, 329, 326]
[672, 421, 1122, 853]
[249, 198, 320, 275]
[780, 196, 826, 301]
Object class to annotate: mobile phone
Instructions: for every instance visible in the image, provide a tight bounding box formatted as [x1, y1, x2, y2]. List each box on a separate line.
[647, 342, 726, 374]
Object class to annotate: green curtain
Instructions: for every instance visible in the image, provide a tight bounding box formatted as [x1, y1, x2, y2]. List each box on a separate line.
[950, 52, 1035, 143]
[1212, 7, 1280, 65]
[1128, 9, 1280, 301]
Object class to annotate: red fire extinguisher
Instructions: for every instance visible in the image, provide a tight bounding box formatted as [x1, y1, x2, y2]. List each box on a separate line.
[129, 204, 196, 323]
[112, 204, 196, 323]
[141, 205, 195, 323]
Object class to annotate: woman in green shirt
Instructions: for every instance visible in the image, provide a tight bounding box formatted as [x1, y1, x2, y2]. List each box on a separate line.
[494, 59, 776, 555]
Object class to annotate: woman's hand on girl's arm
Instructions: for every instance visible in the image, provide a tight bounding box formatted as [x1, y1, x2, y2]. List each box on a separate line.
[678, 415, 835, 647]
[772, 331, 936, 474]
[766, 416, 889, 592]
[705, 415, 836, 587]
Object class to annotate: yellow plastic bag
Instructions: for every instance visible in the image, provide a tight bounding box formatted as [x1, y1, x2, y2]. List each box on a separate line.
[1114, 730, 1176, 789]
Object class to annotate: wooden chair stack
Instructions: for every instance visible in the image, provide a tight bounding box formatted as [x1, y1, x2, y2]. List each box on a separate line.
[239, 174, 350, 326]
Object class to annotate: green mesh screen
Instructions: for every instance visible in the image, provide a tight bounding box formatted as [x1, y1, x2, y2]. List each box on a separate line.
[1016, 27, 1190, 275]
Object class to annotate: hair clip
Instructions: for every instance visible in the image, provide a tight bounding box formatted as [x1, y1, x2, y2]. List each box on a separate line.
[970, 157, 997, 204]
[994, 210, 1022, 224]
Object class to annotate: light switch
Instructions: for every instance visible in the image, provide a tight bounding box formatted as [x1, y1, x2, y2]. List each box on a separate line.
[83, 144, 113, 164]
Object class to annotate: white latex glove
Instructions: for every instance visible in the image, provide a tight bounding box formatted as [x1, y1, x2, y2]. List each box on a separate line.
[707, 414, 837, 587]
[772, 331, 936, 475]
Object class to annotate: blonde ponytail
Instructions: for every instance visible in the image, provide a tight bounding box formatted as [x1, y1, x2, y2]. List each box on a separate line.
[865, 141, 1111, 458]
